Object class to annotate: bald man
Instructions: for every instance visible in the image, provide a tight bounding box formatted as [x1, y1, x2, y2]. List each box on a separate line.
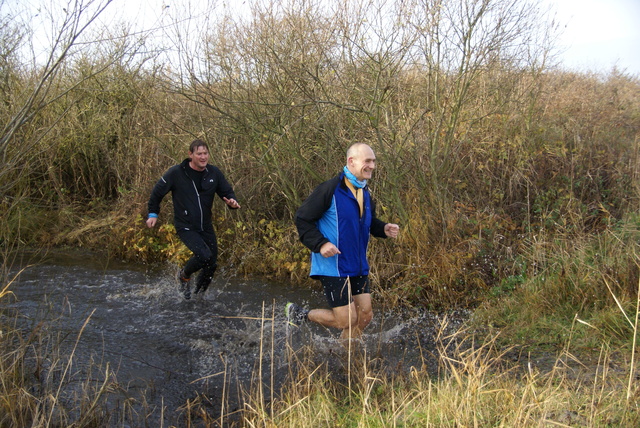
[287, 143, 400, 339]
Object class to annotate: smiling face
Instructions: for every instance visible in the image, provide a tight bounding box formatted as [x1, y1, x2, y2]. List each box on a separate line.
[189, 145, 209, 171]
[347, 143, 376, 181]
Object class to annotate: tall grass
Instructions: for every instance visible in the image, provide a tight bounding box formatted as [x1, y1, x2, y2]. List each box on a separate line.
[237, 313, 640, 427]
[0, 266, 152, 426]
[0, 304, 119, 426]
[1, 0, 637, 310]
[1, 0, 639, 424]
[2, 271, 639, 426]
[472, 213, 640, 350]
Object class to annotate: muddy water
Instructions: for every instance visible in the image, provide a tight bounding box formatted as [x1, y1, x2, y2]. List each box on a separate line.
[3, 249, 460, 426]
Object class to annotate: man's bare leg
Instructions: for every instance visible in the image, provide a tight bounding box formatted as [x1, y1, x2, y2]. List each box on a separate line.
[338, 293, 373, 339]
[308, 303, 357, 331]
[306, 293, 373, 340]
[353, 293, 373, 331]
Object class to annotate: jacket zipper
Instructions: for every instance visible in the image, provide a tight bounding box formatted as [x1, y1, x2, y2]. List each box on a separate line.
[191, 180, 204, 230]
[184, 166, 205, 231]
[347, 180, 367, 276]
[359, 193, 365, 275]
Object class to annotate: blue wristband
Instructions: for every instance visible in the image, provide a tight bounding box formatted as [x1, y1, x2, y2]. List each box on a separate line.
[148, 213, 158, 219]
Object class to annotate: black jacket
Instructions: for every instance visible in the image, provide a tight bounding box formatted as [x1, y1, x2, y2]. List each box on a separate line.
[147, 159, 237, 232]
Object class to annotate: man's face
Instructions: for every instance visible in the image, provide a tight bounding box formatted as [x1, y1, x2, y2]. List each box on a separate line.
[189, 146, 209, 171]
[348, 145, 376, 181]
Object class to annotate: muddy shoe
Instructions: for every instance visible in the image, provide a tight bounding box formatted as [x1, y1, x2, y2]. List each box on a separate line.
[285, 302, 309, 326]
[193, 270, 214, 296]
[193, 279, 210, 296]
[178, 270, 191, 300]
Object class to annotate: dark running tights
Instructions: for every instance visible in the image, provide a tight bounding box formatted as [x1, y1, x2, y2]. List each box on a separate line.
[177, 228, 218, 288]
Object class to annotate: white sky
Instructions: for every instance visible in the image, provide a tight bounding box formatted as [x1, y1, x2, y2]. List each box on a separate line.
[112, 0, 640, 76]
[8, 0, 640, 76]
[549, 0, 640, 74]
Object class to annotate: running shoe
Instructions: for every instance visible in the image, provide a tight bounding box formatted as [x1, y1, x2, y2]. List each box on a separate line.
[193, 271, 211, 295]
[178, 270, 191, 300]
[193, 275, 210, 294]
[193, 282, 208, 296]
[285, 302, 309, 326]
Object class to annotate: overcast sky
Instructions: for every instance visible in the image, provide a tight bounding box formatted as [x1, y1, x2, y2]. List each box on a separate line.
[549, 0, 640, 74]
[117, 0, 640, 75]
[11, 0, 640, 76]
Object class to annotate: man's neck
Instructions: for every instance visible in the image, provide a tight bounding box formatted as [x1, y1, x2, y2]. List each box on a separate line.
[189, 161, 205, 172]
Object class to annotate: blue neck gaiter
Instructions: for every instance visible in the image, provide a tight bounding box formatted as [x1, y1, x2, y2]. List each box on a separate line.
[343, 166, 367, 189]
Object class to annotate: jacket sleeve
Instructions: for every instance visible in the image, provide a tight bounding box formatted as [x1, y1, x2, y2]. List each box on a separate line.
[214, 168, 238, 208]
[294, 178, 337, 253]
[147, 167, 175, 216]
[369, 195, 388, 238]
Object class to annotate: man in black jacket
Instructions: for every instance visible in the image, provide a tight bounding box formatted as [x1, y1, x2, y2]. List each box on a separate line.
[146, 139, 240, 299]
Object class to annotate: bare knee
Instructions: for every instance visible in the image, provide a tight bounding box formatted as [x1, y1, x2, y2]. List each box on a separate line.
[359, 308, 373, 327]
[353, 294, 373, 328]
[333, 305, 358, 330]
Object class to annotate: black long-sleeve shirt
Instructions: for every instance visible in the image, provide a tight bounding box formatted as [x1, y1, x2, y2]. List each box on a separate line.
[148, 158, 237, 232]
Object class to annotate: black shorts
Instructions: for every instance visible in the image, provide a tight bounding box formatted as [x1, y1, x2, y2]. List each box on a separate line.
[315, 275, 371, 308]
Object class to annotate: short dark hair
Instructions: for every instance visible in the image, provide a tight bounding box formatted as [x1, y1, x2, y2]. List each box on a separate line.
[189, 139, 209, 153]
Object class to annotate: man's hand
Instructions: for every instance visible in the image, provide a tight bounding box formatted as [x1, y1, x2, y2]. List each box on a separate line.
[320, 242, 341, 258]
[145, 217, 157, 228]
[384, 223, 400, 238]
[223, 197, 241, 209]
